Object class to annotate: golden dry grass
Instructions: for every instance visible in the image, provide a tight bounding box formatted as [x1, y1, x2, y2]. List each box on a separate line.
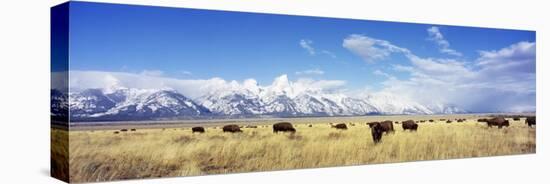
[60, 117, 535, 183]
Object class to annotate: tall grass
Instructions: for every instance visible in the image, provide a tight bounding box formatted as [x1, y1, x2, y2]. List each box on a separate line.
[63, 119, 535, 183]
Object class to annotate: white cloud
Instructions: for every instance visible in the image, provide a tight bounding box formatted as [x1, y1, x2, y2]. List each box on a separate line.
[342, 34, 410, 62]
[69, 71, 346, 99]
[427, 26, 462, 56]
[295, 68, 325, 75]
[373, 69, 392, 78]
[181, 70, 193, 76]
[380, 39, 535, 112]
[321, 50, 337, 58]
[139, 70, 164, 77]
[341, 32, 535, 112]
[299, 39, 315, 55]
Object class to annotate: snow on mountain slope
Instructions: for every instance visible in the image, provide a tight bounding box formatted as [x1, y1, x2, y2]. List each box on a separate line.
[68, 75, 466, 120]
[69, 88, 209, 120]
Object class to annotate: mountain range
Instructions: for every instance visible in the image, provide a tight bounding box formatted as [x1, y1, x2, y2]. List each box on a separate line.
[53, 75, 466, 121]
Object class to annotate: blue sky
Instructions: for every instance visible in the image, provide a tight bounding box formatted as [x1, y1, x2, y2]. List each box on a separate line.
[66, 2, 536, 112]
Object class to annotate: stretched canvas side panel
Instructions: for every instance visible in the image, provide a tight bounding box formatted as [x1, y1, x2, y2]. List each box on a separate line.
[51, 2, 70, 183]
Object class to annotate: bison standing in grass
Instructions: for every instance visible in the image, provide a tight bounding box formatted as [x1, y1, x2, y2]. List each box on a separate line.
[477, 118, 488, 123]
[367, 121, 394, 134]
[223, 124, 242, 133]
[526, 117, 536, 127]
[370, 123, 384, 144]
[402, 120, 418, 131]
[332, 123, 348, 130]
[192, 126, 205, 133]
[485, 117, 510, 128]
[273, 122, 296, 133]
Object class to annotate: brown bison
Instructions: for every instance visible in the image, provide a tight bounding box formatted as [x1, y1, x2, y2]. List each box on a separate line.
[120, 129, 128, 132]
[332, 123, 348, 130]
[457, 119, 464, 123]
[513, 117, 521, 121]
[429, 119, 434, 122]
[273, 122, 296, 133]
[380, 120, 395, 134]
[525, 117, 536, 127]
[192, 126, 205, 133]
[245, 125, 258, 128]
[130, 128, 136, 131]
[477, 118, 488, 122]
[402, 120, 418, 131]
[308, 124, 313, 127]
[370, 123, 384, 144]
[485, 117, 510, 128]
[446, 120, 452, 123]
[223, 124, 242, 133]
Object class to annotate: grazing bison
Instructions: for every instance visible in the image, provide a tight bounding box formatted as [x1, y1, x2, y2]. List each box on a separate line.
[273, 122, 296, 133]
[332, 123, 348, 130]
[308, 124, 313, 127]
[370, 123, 384, 144]
[477, 118, 488, 122]
[513, 117, 521, 121]
[192, 126, 205, 133]
[446, 120, 452, 123]
[525, 117, 536, 127]
[429, 119, 434, 122]
[485, 117, 510, 128]
[457, 119, 464, 123]
[113, 131, 119, 134]
[439, 119, 446, 121]
[130, 128, 136, 131]
[223, 124, 242, 133]
[245, 125, 258, 128]
[379, 120, 395, 134]
[402, 120, 418, 131]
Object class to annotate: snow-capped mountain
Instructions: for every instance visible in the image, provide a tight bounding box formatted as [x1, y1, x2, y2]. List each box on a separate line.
[51, 89, 68, 118]
[69, 88, 209, 120]
[65, 75, 466, 121]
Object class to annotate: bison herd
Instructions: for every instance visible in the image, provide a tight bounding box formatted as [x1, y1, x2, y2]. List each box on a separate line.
[111, 115, 536, 144]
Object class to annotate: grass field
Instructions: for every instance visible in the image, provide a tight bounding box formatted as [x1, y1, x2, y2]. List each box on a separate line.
[54, 115, 536, 183]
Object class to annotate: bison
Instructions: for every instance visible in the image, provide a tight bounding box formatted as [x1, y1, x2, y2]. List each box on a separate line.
[477, 118, 488, 122]
[120, 129, 128, 132]
[245, 125, 258, 128]
[457, 119, 464, 123]
[513, 117, 521, 121]
[332, 123, 348, 130]
[273, 122, 296, 133]
[130, 128, 136, 131]
[485, 117, 510, 128]
[379, 120, 395, 134]
[446, 120, 452, 123]
[308, 124, 313, 127]
[370, 123, 384, 144]
[402, 120, 418, 131]
[525, 117, 536, 127]
[192, 126, 205, 133]
[223, 124, 242, 133]
[429, 119, 434, 122]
